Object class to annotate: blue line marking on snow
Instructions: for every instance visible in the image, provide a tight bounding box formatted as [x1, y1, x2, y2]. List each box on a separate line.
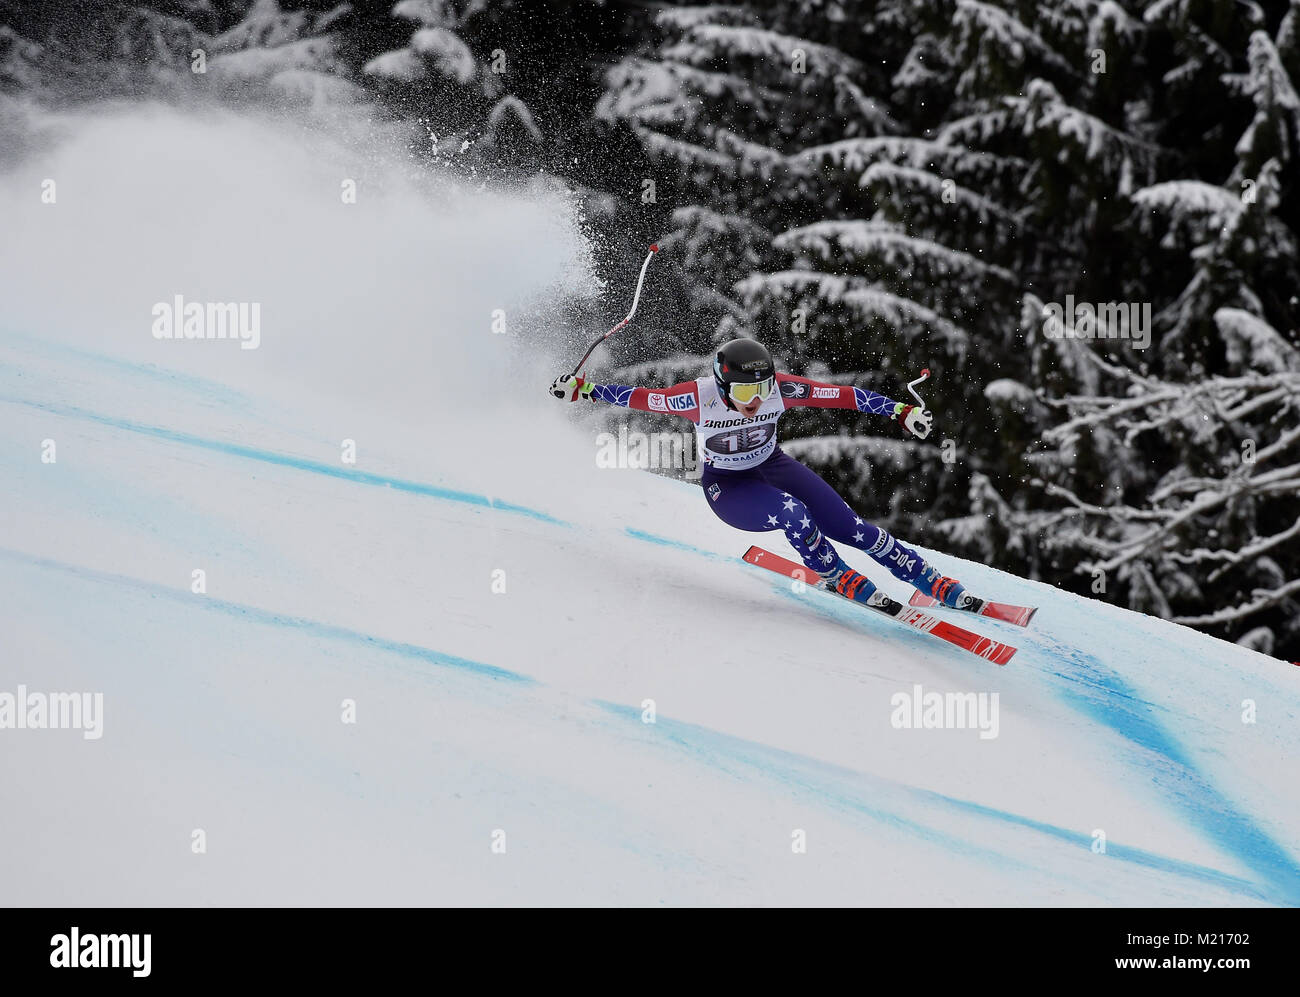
[728, 550, 1299, 903]
[0, 328, 256, 408]
[591, 701, 1025, 868]
[0, 546, 533, 686]
[0, 394, 569, 527]
[919, 790, 1267, 900]
[592, 700, 1267, 901]
[623, 528, 724, 561]
[1043, 645, 1300, 906]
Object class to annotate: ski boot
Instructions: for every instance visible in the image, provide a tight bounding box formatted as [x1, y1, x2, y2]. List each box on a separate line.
[820, 560, 898, 612]
[919, 563, 985, 613]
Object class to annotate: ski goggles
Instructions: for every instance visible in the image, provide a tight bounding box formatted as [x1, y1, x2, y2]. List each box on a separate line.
[728, 376, 775, 405]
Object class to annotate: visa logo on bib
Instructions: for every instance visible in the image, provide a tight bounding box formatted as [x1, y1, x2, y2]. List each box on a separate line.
[667, 392, 697, 411]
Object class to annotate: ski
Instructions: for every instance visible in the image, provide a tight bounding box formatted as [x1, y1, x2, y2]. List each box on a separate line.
[907, 591, 1038, 628]
[742, 547, 1017, 665]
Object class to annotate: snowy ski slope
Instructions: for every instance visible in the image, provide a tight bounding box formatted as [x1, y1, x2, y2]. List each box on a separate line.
[1, 104, 1297, 906]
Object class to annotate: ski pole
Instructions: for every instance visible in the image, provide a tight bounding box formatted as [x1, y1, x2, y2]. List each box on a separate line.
[907, 368, 932, 417]
[568, 244, 658, 379]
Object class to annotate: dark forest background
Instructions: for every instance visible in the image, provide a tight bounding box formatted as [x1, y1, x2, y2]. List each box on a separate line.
[3, 0, 1299, 658]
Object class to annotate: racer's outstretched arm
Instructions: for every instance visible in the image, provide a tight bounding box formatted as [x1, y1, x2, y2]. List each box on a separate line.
[775, 373, 932, 438]
[550, 374, 702, 423]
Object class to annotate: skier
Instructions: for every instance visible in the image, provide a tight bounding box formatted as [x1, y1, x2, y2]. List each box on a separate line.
[550, 338, 984, 612]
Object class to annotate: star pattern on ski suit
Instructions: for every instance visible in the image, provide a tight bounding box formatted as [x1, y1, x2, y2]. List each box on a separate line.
[783, 498, 796, 511]
[767, 515, 779, 526]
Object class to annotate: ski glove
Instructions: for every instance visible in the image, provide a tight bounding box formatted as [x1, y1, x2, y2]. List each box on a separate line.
[894, 403, 933, 440]
[550, 373, 597, 402]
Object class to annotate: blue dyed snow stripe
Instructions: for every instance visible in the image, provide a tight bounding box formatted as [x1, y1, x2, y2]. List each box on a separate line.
[728, 541, 1300, 904]
[0, 546, 532, 685]
[920, 790, 1267, 902]
[623, 527, 724, 561]
[0, 329, 255, 408]
[592, 700, 1270, 902]
[0, 394, 569, 527]
[1046, 650, 1300, 907]
[589, 701, 1016, 867]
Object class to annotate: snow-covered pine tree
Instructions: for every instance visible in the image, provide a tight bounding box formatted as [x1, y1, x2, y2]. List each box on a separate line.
[595, 3, 892, 348]
[1007, 7, 1300, 655]
[0, 1, 609, 179]
[744, 2, 1157, 525]
[1011, 312, 1300, 652]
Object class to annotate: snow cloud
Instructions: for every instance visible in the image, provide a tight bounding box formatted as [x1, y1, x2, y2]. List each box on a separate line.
[0, 98, 597, 425]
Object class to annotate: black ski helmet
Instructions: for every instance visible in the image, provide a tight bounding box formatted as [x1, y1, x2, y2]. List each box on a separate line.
[714, 338, 775, 407]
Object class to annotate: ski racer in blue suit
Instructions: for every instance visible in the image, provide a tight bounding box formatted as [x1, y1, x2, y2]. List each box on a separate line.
[551, 338, 984, 612]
